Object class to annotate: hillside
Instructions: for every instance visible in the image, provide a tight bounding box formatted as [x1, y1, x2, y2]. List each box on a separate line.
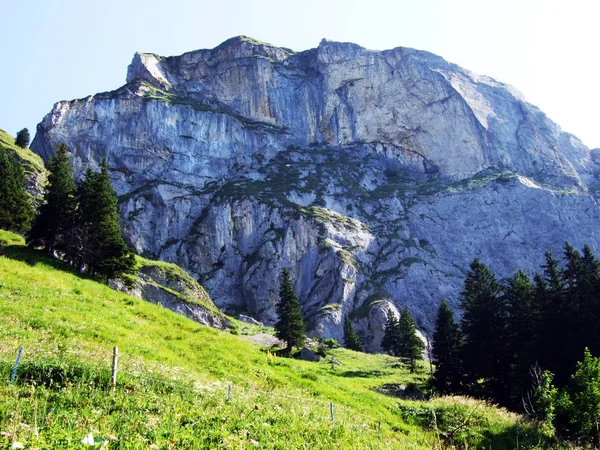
[0, 230, 551, 449]
[0, 128, 46, 197]
[30, 37, 600, 348]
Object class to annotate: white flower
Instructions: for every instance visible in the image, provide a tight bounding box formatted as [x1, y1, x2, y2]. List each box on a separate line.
[11, 442, 25, 449]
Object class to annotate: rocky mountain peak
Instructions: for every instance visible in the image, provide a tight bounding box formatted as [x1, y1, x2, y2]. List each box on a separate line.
[30, 37, 600, 351]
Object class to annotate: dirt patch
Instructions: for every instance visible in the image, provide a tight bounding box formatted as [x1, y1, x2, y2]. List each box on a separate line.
[241, 333, 284, 348]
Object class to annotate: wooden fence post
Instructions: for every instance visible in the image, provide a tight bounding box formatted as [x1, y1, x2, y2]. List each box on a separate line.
[330, 402, 334, 424]
[111, 346, 118, 388]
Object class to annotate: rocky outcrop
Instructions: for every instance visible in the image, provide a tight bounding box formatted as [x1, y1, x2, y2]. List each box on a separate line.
[31, 36, 600, 347]
[111, 258, 229, 329]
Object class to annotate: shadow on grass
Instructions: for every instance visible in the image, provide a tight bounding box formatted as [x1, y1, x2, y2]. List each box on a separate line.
[1, 245, 82, 276]
[337, 370, 388, 378]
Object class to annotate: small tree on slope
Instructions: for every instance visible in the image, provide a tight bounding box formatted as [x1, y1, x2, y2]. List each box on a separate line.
[0, 146, 34, 233]
[275, 268, 306, 353]
[432, 299, 462, 394]
[28, 143, 76, 253]
[343, 314, 363, 352]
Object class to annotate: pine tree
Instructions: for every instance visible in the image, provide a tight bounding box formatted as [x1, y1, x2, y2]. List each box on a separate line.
[28, 143, 76, 253]
[432, 299, 462, 394]
[70, 159, 135, 282]
[381, 311, 401, 356]
[275, 268, 306, 353]
[0, 146, 34, 233]
[460, 258, 510, 403]
[504, 270, 539, 408]
[15, 128, 30, 149]
[343, 315, 363, 352]
[397, 306, 425, 373]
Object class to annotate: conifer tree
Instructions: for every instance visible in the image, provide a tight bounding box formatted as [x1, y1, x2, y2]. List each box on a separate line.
[460, 258, 510, 403]
[397, 306, 424, 373]
[70, 159, 135, 282]
[343, 315, 363, 352]
[0, 146, 34, 233]
[28, 143, 76, 253]
[504, 270, 539, 408]
[275, 268, 306, 353]
[15, 128, 30, 149]
[381, 311, 401, 356]
[432, 299, 462, 393]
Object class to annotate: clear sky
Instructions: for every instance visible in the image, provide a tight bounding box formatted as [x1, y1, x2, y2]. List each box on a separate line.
[2, 0, 599, 148]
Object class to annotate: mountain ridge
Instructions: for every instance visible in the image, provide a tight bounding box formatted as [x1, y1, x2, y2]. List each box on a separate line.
[30, 37, 600, 349]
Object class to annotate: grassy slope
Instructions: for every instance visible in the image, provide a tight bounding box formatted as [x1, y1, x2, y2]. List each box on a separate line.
[0, 231, 551, 449]
[0, 128, 45, 174]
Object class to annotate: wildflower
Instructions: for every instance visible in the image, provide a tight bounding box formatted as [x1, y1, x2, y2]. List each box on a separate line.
[250, 438, 259, 446]
[1, 431, 15, 439]
[19, 423, 30, 430]
[108, 434, 118, 441]
[10, 442, 24, 449]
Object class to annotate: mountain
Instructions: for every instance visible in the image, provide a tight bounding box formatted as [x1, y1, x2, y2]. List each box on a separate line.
[30, 36, 600, 351]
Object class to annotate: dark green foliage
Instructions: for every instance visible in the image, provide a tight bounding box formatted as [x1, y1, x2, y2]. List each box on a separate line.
[343, 314, 363, 352]
[381, 307, 423, 372]
[432, 299, 462, 394]
[397, 307, 425, 372]
[459, 258, 510, 404]
[275, 268, 306, 352]
[71, 159, 135, 282]
[0, 146, 34, 233]
[504, 270, 539, 407]
[28, 143, 76, 253]
[15, 128, 30, 149]
[381, 312, 401, 356]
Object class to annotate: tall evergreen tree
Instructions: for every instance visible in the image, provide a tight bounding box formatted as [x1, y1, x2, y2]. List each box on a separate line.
[343, 314, 363, 352]
[15, 128, 30, 149]
[28, 143, 76, 253]
[381, 311, 401, 356]
[535, 251, 571, 386]
[432, 299, 462, 394]
[275, 268, 306, 353]
[460, 258, 510, 403]
[69, 159, 135, 282]
[0, 146, 34, 233]
[504, 270, 539, 408]
[397, 306, 425, 373]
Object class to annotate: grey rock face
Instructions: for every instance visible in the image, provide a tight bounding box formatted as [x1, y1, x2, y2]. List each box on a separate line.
[31, 36, 600, 347]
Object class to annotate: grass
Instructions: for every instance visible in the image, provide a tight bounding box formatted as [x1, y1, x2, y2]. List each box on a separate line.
[0, 230, 555, 449]
[0, 128, 45, 174]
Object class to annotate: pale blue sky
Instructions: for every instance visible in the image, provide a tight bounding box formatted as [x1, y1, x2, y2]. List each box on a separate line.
[2, 0, 599, 148]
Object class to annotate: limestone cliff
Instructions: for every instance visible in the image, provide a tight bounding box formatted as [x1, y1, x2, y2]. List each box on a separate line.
[31, 36, 600, 351]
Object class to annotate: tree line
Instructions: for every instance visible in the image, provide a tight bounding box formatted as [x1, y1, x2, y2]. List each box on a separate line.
[0, 141, 135, 282]
[431, 248, 600, 445]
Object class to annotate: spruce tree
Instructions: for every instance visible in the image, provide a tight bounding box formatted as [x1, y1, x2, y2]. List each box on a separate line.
[275, 268, 306, 353]
[381, 311, 401, 356]
[504, 270, 539, 409]
[28, 143, 76, 253]
[460, 258, 510, 403]
[397, 306, 424, 373]
[432, 299, 462, 394]
[15, 128, 30, 149]
[72, 159, 135, 282]
[0, 146, 34, 233]
[343, 314, 363, 352]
